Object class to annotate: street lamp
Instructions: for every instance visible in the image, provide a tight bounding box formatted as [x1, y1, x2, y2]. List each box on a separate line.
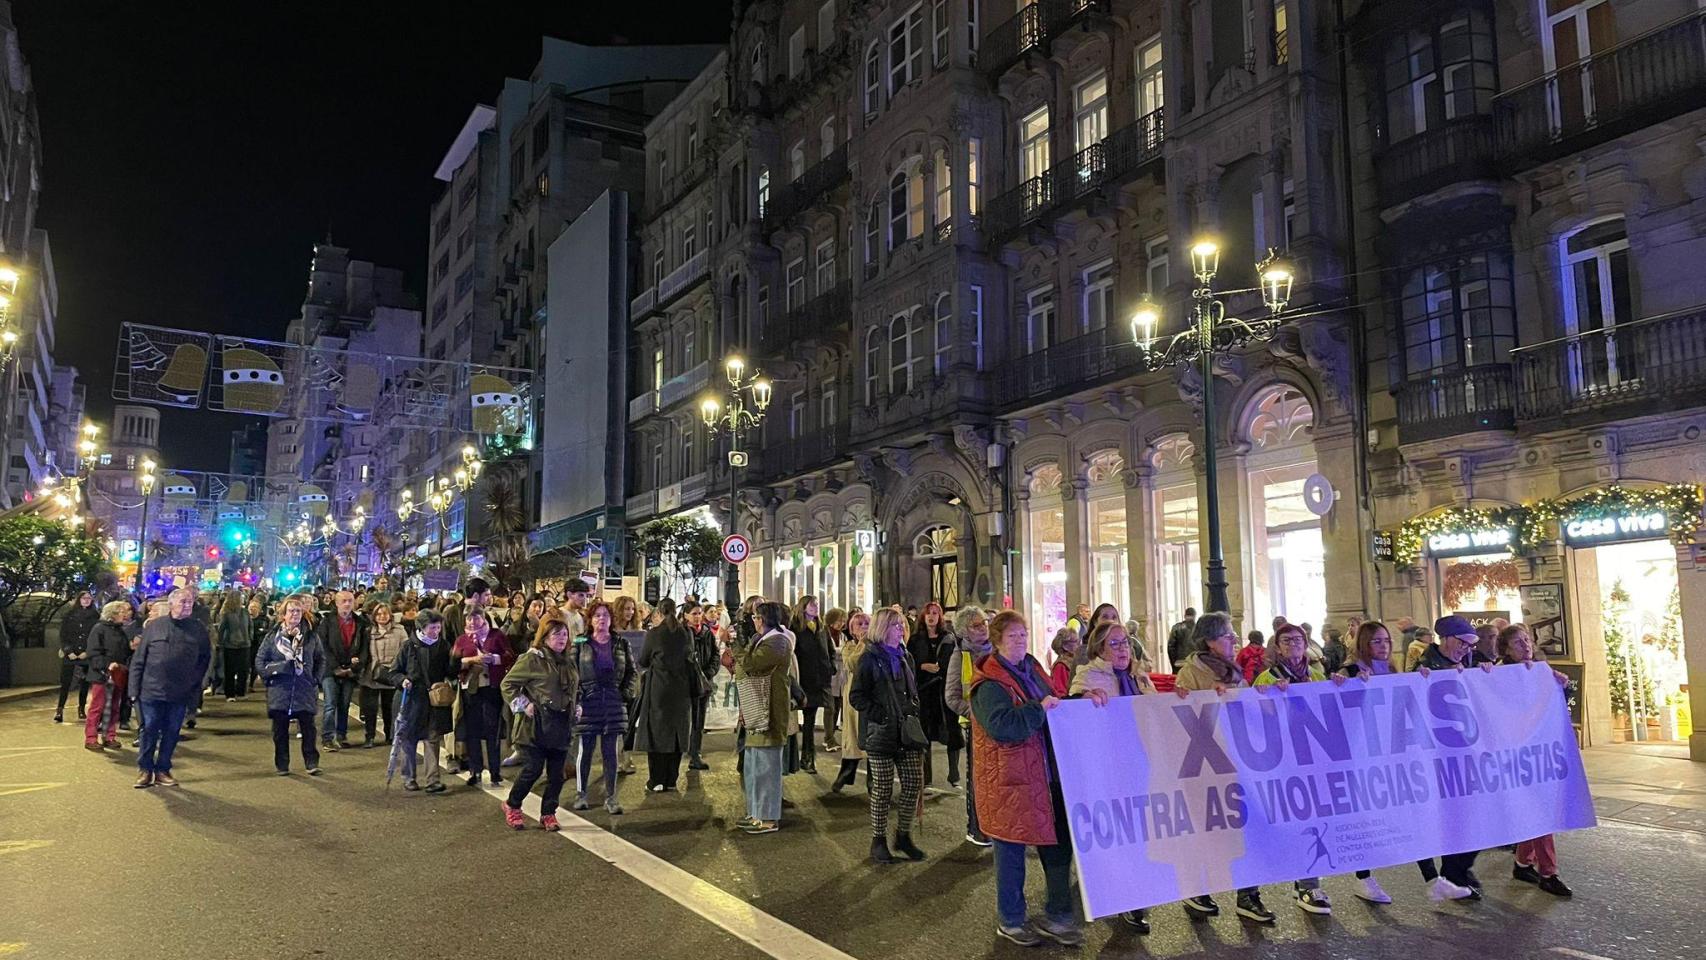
[137, 458, 158, 590]
[701, 354, 772, 607]
[1129, 240, 1294, 614]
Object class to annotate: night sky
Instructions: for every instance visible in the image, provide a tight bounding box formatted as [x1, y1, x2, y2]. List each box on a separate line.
[14, 2, 728, 470]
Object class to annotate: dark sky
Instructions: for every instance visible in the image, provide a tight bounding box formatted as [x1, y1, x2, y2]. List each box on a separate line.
[14, 1, 728, 470]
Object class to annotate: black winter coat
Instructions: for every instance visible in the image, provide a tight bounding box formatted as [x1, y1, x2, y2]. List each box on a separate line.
[635, 621, 695, 753]
[85, 621, 130, 676]
[849, 643, 920, 759]
[794, 620, 832, 702]
[908, 625, 954, 744]
[59, 603, 100, 656]
[314, 613, 370, 680]
[388, 636, 453, 737]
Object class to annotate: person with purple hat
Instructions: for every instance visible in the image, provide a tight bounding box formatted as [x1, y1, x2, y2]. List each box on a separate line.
[1412, 614, 1495, 900]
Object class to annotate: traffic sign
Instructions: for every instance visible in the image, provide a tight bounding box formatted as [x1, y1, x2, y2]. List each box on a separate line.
[721, 534, 751, 565]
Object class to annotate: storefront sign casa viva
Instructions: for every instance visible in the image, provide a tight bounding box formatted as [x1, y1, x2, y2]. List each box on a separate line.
[1425, 526, 1514, 558]
[1562, 510, 1667, 547]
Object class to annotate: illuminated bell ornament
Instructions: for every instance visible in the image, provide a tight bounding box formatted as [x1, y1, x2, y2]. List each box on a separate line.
[469, 373, 523, 434]
[156, 343, 209, 403]
[160, 473, 197, 509]
[219, 347, 285, 414]
[297, 483, 330, 519]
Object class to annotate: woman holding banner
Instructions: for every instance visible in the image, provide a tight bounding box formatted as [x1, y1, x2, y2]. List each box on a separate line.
[1497, 623, 1574, 898]
[1070, 618, 1155, 932]
[1173, 613, 1278, 925]
[968, 609, 1083, 948]
[1336, 620, 1403, 904]
[1253, 622, 1337, 916]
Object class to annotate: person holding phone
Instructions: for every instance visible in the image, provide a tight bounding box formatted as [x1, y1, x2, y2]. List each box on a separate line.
[452, 609, 514, 787]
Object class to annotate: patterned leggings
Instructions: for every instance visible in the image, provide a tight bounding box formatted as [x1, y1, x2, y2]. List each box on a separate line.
[866, 749, 923, 837]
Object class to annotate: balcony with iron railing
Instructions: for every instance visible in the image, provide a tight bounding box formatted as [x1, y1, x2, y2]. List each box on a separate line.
[984, 110, 1165, 243]
[990, 323, 1140, 408]
[629, 286, 656, 320]
[1512, 306, 1706, 425]
[1374, 115, 1498, 208]
[1393, 364, 1516, 445]
[982, 0, 1110, 79]
[1494, 10, 1706, 167]
[758, 281, 852, 357]
[656, 249, 710, 307]
[762, 40, 850, 117]
[761, 144, 850, 234]
[658, 361, 711, 410]
[752, 420, 851, 483]
[646, 154, 716, 220]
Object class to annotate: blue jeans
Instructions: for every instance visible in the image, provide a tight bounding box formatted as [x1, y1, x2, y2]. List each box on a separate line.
[743, 745, 784, 822]
[319, 675, 354, 741]
[136, 700, 189, 775]
[992, 785, 1075, 928]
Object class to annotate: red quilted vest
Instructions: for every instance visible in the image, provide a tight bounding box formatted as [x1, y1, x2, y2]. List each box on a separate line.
[970, 654, 1057, 846]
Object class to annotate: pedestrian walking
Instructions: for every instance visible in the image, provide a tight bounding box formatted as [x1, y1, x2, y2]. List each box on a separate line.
[791, 595, 831, 776]
[452, 608, 512, 787]
[945, 605, 993, 847]
[1413, 615, 1495, 899]
[389, 610, 454, 793]
[636, 598, 695, 792]
[1498, 622, 1574, 897]
[359, 603, 407, 747]
[314, 589, 369, 751]
[1334, 619, 1404, 904]
[969, 609, 1082, 947]
[128, 588, 212, 788]
[215, 592, 252, 702]
[500, 616, 579, 831]
[83, 601, 134, 750]
[55, 591, 99, 723]
[254, 598, 322, 776]
[573, 600, 634, 814]
[829, 610, 870, 793]
[851, 607, 928, 864]
[684, 601, 720, 771]
[737, 601, 792, 835]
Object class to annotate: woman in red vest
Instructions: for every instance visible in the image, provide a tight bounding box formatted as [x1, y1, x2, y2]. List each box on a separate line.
[968, 609, 1082, 948]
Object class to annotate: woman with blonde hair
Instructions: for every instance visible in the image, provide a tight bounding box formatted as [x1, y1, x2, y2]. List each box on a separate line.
[1498, 622, 1574, 898]
[850, 606, 926, 863]
[830, 610, 871, 793]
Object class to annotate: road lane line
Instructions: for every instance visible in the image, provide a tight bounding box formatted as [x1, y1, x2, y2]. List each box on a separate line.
[0, 840, 54, 856]
[477, 776, 859, 960]
[0, 782, 64, 798]
[1550, 948, 1619, 960]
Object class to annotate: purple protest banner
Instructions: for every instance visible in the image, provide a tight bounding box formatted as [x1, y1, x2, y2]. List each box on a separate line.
[1046, 664, 1596, 918]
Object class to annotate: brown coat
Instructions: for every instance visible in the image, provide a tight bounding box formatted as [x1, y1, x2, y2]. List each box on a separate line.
[970, 654, 1057, 846]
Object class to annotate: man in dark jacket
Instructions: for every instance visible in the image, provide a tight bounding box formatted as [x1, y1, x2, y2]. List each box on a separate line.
[1414, 614, 1493, 895]
[55, 592, 101, 722]
[1165, 608, 1197, 672]
[129, 588, 211, 788]
[314, 589, 370, 750]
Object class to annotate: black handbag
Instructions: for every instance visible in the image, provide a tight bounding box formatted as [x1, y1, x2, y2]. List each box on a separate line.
[884, 660, 929, 750]
[535, 704, 575, 751]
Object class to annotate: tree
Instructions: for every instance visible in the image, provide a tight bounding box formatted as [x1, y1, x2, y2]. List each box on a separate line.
[482, 463, 531, 586]
[631, 515, 722, 599]
[0, 516, 109, 613]
[1604, 580, 1658, 720]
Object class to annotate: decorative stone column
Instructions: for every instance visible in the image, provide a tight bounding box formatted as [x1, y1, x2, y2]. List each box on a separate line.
[1676, 541, 1706, 762]
[1121, 463, 1155, 653]
[1062, 476, 1089, 614]
[1314, 424, 1369, 630]
[1012, 485, 1032, 622]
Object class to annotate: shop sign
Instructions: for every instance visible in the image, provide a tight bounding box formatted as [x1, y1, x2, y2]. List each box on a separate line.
[854, 529, 877, 553]
[1425, 527, 1513, 557]
[1562, 510, 1667, 547]
[1370, 530, 1395, 563]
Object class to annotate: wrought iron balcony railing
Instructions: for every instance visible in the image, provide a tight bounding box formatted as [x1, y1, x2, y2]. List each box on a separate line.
[981, 0, 1109, 79]
[758, 281, 852, 357]
[1494, 10, 1706, 167]
[1513, 306, 1706, 423]
[752, 421, 850, 482]
[1375, 116, 1497, 208]
[761, 144, 850, 233]
[1393, 364, 1516, 444]
[990, 323, 1139, 407]
[984, 109, 1164, 243]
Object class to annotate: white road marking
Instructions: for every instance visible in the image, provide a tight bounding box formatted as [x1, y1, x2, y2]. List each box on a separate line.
[475, 775, 860, 960]
[1550, 948, 1618, 960]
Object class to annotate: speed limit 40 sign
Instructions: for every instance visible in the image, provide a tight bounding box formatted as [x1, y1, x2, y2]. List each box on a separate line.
[721, 534, 751, 565]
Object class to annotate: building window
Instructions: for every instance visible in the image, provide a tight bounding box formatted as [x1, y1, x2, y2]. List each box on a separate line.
[1020, 106, 1050, 181]
[1382, 10, 1497, 143]
[933, 149, 952, 228]
[1135, 35, 1164, 118]
[1146, 236, 1170, 293]
[789, 26, 807, 78]
[1074, 72, 1109, 151]
[815, 239, 836, 292]
[786, 258, 806, 311]
[757, 167, 771, 218]
[889, 4, 925, 93]
[890, 312, 914, 393]
[1561, 218, 1635, 385]
[967, 0, 979, 54]
[819, 118, 836, 159]
[789, 390, 805, 438]
[684, 326, 696, 370]
[819, 1, 837, 48]
[865, 42, 883, 115]
[1399, 253, 1515, 375]
[932, 0, 950, 65]
[454, 266, 474, 302]
[821, 380, 838, 428]
[1083, 260, 1114, 333]
[682, 222, 696, 261]
[967, 138, 982, 215]
[1025, 286, 1056, 353]
[757, 286, 771, 339]
[751, 40, 768, 85]
[889, 163, 924, 248]
[1282, 178, 1295, 248]
[653, 249, 665, 286]
[687, 122, 698, 162]
[864, 328, 881, 403]
[683, 423, 695, 474]
[653, 348, 665, 393]
[790, 142, 806, 182]
[659, 150, 670, 191]
[969, 284, 985, 369]
[933, 292, 953, 374]
[865, 201, 881, 272]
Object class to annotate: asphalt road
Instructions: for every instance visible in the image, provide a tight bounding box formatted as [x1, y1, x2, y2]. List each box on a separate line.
[2, 692, 1702, 960]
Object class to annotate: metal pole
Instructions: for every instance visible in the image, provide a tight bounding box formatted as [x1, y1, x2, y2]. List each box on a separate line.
[1199, 291, 1230, 615]
[137, 494, 151, 592]
[725, 424, 740, 610]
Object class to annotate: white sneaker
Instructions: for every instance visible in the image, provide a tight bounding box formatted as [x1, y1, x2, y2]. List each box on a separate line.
[501, 752, 522, 767]
[1428, 876, 1474, 901]
[1357, 877, 1393, 904]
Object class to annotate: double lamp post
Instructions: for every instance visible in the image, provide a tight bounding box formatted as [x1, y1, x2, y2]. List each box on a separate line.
[700, 356, 771, 609]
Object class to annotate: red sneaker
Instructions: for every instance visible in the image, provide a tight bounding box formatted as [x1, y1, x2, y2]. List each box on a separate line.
[540, 815, 560, 832]
[503, 804, 526, 830]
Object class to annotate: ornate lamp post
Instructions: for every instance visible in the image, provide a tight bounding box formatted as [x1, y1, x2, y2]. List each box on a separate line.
[136, 458, 158, 590]
[1129, 240, 1294, 614]
[700, 355, 772, 608]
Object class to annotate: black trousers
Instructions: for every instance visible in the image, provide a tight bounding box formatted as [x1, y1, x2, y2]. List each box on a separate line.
[221, 647, 250, 698]
[648, 751, 682, 789]
[57, 659, 88, 716]
[359, 687, 395, 742]
[800, 703, 820, 767]
[1418, 851, 1480, 886]
[689, 694, 710, 759]
[271, 710, 320, 772]
[509, 744, 569, 813]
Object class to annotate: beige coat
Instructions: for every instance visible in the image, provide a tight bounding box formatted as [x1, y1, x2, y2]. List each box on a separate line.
[1070, 656, 1157, 698]
[1175, 653, 1245, 692]
[838, 637, 868, 760]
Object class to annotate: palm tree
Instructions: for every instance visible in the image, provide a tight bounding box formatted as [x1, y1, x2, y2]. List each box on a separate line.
[483, 462, 530, 586]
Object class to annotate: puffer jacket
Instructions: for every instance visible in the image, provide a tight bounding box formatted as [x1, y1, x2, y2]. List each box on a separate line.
[255, 626, 321, 715]
[970, 653, 1057, 845]
[1069, 655, 1157, 698]
[944, 633, 993, 726]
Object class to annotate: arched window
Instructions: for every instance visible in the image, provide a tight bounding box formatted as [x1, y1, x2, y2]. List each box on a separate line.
[933, 292, 952, 374]
[933, 148, 952, 229]
[888, 160, 923, 248]
[751, 40, 768, 86]
[889, 312, 913, 394]
[789, 142, 806, 182]
[864, 200, 881, 271]
[820, 118, 836, 159]
[888, 169, 909, 248]
[864, 327, 882, 404]
[864, 42, 882, 115]
[1245, 386, 1315, 451]
[756, 166, 771, 218]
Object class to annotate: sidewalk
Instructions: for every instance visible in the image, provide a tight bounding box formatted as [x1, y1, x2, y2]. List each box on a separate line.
[1582, 744, 1706, 834]
[0, 683, 54, 705]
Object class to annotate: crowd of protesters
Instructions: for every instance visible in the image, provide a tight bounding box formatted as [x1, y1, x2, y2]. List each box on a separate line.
[47, 571, 1578, 946]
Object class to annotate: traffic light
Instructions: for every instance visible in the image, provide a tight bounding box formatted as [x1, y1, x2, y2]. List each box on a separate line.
[205, 545, 221, 561]
[223, 523, 252, 548]
[279, 566, 302, 587]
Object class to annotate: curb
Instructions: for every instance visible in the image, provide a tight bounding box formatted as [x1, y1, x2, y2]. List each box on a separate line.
[0, 685, 55, 705]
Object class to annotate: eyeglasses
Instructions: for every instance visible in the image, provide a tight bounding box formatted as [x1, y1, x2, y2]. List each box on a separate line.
[1106, 639, 1131, 649]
